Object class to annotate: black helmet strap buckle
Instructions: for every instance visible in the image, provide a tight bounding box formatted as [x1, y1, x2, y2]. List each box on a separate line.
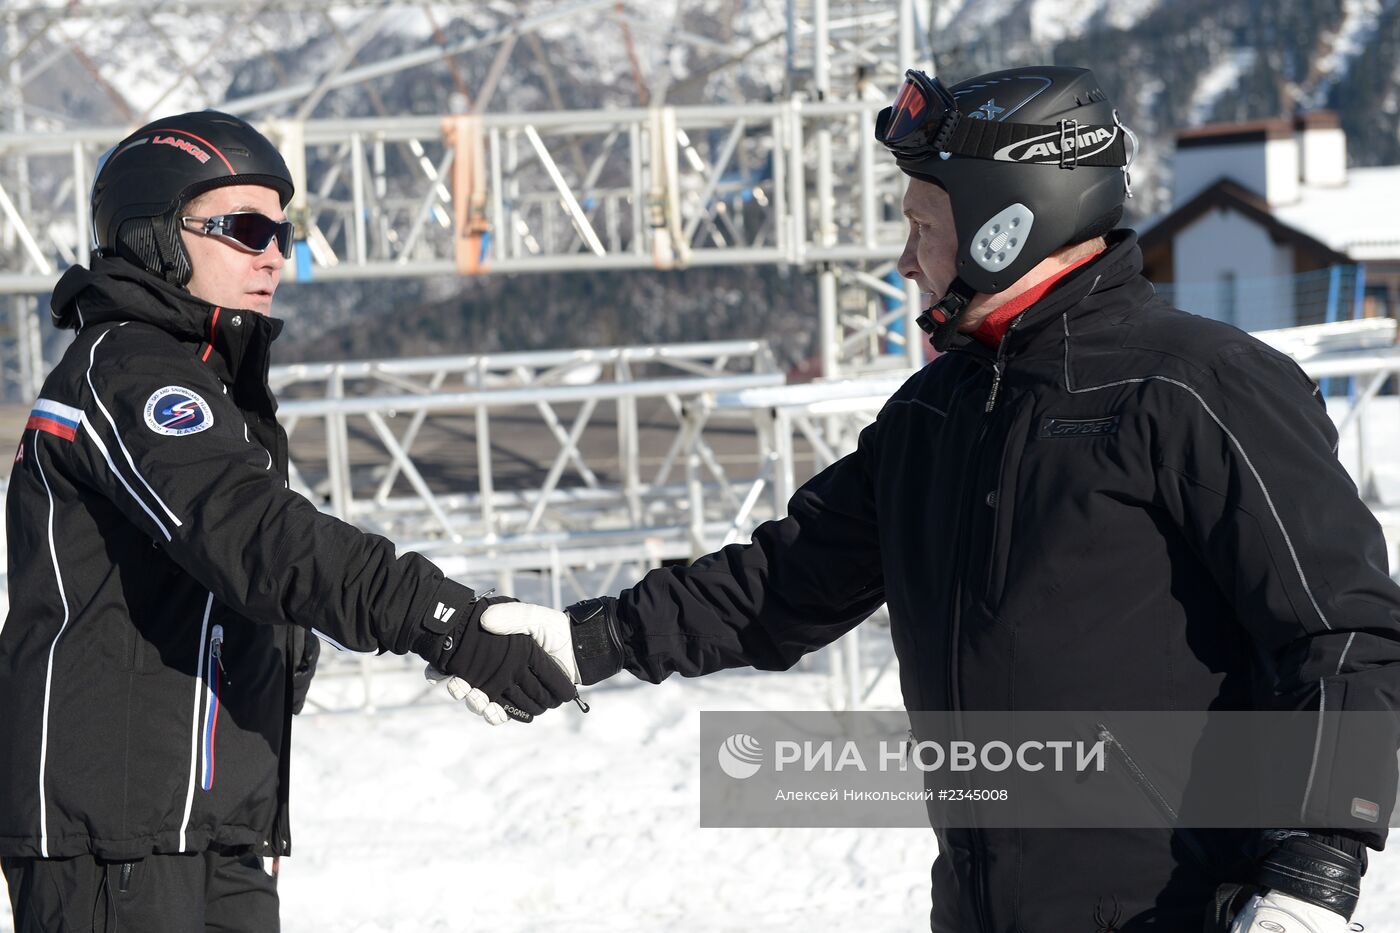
[916, 278, 977, 352]
[1059, 119, 1079, 170]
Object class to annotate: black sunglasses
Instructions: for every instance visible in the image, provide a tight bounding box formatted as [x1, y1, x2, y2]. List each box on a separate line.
[181, 212, 295, 259]
[876, 69, 962, 157]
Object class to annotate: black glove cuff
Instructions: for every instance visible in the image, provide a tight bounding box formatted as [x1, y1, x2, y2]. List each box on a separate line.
[1254, 831, 1364, 920]
[566, 597, 625, 686]
[406, 577, 479, 660]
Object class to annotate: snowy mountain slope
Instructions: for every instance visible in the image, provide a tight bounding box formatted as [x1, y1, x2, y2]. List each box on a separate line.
[16, 0, 1400, 227]
[1308, 0, 1396, 107]
[1188, 50, 1259, 126]
[930, 0, 1163, 47]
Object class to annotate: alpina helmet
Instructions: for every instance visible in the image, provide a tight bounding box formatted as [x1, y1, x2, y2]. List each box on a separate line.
[876, 66, 1136, 348]
[91, 110, 295, 287]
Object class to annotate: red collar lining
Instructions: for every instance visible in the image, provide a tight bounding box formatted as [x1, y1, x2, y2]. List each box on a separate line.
[970, 250, 1105, 348]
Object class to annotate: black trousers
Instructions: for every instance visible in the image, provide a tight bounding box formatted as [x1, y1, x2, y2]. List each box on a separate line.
[1, 847, 278, 933]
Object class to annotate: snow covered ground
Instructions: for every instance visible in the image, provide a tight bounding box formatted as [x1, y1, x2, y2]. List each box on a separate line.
[277, 662, 939, 933]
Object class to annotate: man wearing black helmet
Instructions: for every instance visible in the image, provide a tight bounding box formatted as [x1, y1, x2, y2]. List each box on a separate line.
[0, 111, 575, 930]
[475, 67, 1400, 931]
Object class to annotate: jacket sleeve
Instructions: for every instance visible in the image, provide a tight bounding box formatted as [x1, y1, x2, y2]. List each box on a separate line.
[68, 326, 454, 655]
[609, 412, 886, 683]
[1156, 343, 1400, 847]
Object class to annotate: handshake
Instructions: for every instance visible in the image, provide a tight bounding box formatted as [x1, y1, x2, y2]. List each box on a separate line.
[412, 580, 623, 725]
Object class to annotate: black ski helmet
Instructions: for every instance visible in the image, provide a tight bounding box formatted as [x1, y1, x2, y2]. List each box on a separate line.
[91, 110, 295, 287]
[876, 66, 1135, 345]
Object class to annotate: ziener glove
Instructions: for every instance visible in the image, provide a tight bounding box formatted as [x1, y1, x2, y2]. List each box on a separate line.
[409, 581, 575, 721]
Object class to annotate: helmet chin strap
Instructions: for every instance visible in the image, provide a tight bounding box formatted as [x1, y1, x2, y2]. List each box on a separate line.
[915, 278, 978, 352]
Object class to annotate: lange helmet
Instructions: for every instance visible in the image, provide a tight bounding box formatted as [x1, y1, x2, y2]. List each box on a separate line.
[91, 110, 295, 287]
[876, 66, 1135, 348]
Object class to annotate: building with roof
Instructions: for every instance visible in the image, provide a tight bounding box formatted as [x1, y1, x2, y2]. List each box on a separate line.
[1139, 112, 1400, 332]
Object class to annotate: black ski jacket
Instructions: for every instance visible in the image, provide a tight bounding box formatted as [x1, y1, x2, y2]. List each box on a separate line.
[0, 258, 467, 861]
[599, 233, 1400, 931]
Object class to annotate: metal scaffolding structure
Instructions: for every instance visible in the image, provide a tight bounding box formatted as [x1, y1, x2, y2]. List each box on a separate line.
[269, 339, 784, 592]
[1, 0, 932, 400]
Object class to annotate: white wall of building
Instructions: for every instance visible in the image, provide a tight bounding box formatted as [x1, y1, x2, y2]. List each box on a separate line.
[1174, 143, 1266, 206]
[1172, 207, 1296, 330]
[1172, 137, 1301, 207]
[1300, 126, 1348, 187]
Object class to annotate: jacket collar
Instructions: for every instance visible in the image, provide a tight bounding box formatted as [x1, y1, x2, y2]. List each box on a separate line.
[50, 255, 283, 386]
[943, 230, 1151, 364]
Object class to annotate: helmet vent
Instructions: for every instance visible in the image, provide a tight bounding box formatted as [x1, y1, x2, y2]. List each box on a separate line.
[972, 203, 1035, 273]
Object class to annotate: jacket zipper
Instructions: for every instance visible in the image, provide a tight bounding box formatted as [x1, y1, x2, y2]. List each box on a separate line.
[949, 322, 1030, 931]
[946, 416, 994, 933]
[201, 624, 225, 792]
[1095, 723, 1214, 873]
[982, 428, 1016, 604]
[984, 311, 1029, 414]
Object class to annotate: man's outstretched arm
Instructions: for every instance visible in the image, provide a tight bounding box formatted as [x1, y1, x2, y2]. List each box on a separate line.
[483, 415, 889, 686]
[67, 324, 574, 720]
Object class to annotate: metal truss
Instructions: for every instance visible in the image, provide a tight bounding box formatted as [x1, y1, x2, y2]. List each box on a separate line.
[787, 0, 927, 98]
[0, 99, 926, 397]
[268, 339, 784, 592]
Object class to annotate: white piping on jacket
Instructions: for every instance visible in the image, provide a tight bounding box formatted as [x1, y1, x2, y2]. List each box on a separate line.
[33, 437, 73, 859]
[177, 593, 215, 852]
[84, 328, 183, 531]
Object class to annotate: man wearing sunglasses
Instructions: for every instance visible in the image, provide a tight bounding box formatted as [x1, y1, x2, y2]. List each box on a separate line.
[0, 110, 575, 931]
[478, 66, 1400, 931]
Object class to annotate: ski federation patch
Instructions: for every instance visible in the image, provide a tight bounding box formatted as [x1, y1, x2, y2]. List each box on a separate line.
[27, 398, 83, 442]
[144, 386, 214, 437]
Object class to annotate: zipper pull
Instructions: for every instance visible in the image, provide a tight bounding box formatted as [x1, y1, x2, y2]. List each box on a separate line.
[984, 309, 1032, 414]
[211, 624, 229, 683]
[984, 362, 1004, 413]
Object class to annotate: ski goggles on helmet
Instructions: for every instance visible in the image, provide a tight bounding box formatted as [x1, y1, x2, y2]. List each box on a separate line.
[181, 212, 295, 258]
[876, 70, 962, 158]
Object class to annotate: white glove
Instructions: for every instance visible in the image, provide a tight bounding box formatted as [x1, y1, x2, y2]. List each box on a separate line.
[1230, 891, 1353, 933]
[480, 602, 580, 684]
[423, 665, 509, 726]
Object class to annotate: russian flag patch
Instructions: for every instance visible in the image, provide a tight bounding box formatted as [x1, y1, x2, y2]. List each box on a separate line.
[27, 398, 83, 442]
